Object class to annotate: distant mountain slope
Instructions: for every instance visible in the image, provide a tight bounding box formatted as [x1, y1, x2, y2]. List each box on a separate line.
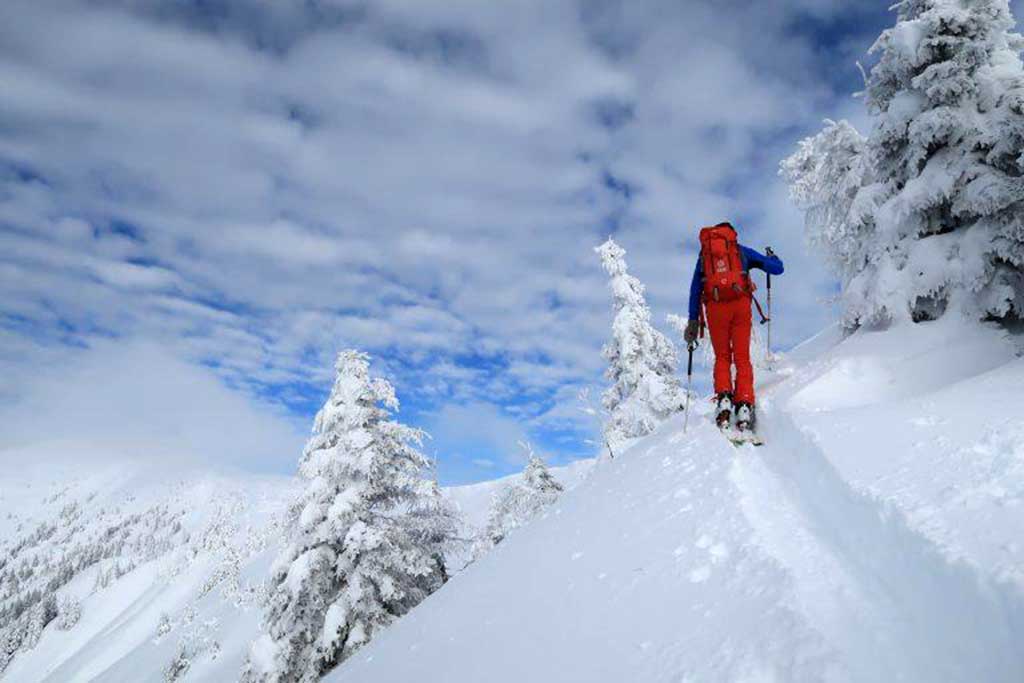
[0, 455, 296, 683]
[330, 316, 1024, 683]
[0, 449, 588, 682]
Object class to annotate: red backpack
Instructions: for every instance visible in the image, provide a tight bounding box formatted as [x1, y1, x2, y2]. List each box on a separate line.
[699, 222, 753, 303]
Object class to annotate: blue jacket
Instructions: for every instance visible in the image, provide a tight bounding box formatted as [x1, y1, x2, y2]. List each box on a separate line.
[688, 245, 784, 320]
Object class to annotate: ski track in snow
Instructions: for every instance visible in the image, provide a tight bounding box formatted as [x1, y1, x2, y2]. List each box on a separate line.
[728, 319, 1024, 682]
[732, 408, 1024, 682]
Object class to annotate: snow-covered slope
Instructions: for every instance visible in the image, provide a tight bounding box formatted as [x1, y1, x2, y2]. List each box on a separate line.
[329, 316, 1024, 683]
[446, 460, 593, 531]
[0, 454, 298, 683]
[0, 449, 587, 682]
[5, 317, 1024, 682]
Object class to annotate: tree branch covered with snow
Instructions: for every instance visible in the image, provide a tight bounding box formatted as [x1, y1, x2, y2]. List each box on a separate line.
[782, 0, 1024, 327]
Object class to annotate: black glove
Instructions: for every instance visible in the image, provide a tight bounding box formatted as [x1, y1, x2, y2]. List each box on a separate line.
[684, 319, 700, 345]
[765, 246, 776, 257]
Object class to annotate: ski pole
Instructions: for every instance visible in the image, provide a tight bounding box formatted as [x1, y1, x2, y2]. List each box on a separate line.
[683, 342, 695, 433]
[766, 272, 772, 357]
[765, 246, 774, 362]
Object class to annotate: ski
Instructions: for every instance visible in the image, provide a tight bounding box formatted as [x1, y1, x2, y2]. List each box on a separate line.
[719, 425, 764, 447]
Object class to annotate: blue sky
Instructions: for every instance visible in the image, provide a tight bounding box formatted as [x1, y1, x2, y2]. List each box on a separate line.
[2, 0, 1019, 483]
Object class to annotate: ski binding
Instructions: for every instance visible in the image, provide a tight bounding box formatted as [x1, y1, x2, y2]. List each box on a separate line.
[719, 425, 764, 447]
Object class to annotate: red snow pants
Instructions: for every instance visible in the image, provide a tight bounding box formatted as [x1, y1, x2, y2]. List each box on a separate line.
[705, 297, 755, 404]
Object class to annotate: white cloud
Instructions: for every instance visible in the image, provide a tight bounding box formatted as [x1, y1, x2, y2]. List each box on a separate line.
[0, 340, 306, 473]
[422, 402, 531, 473]
[0, 0, 899, 476]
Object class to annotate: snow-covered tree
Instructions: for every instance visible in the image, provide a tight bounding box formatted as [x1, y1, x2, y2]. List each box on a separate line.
[0, 623, 23, 673]
[782, 0, 1024, 327]
[55, 595, 81, 631]
[165, 617, 221, 683]
[21, 595, 56, 651]
[475, 443, 564, 555]
[243, 350, 458, 683]
[595, 238, 683, 452]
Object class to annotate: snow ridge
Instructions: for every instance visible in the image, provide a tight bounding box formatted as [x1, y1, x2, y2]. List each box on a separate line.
[333, 413, 838, 683]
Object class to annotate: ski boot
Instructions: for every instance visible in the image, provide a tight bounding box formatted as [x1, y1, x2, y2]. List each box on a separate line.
[735, 402, 756, 433]
[714, 392, 733, 430]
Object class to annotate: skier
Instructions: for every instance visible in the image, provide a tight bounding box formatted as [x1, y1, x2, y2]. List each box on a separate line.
[683, 222, 783, 438]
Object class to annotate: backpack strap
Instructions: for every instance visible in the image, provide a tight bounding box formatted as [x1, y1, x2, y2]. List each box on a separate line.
[751, 292, 770, 325]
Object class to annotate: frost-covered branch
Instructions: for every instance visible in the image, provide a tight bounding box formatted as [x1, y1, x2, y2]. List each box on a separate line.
[782, 0, 1024, 327]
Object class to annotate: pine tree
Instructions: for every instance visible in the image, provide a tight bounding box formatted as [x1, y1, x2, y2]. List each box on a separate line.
[476, 443, 564, 555]
[21, 595, 56, 651]
[783, 0, 1024, 326]
[0, 622, 23, 673]
[595, 238, 683, 453]
[243, 351, 457, 683]
[55, 594, 81, 631]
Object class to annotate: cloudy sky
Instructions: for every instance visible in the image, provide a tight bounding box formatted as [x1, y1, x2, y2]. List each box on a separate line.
[3, 0, 1015, 483]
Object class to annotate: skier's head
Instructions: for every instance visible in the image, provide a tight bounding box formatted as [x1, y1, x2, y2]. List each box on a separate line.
[714, 221, 735, 231]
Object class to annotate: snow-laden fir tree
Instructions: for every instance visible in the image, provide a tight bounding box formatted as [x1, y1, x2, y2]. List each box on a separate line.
[55, 595, 81, 631]
[243, 351, 458, 683]
[475, 443, 564, 556]
[0, 623, 22, 673]
[782, 0, 1024, 327]
[595, 238, 682, 453]
[22, 596, 56, 651]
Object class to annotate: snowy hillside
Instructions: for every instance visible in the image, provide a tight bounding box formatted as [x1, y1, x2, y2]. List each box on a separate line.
[0, 454, 298, 683]
[328, 316, 1024, 683]
[4, 319, 1023, 682]
[0, 450, 587, 682]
